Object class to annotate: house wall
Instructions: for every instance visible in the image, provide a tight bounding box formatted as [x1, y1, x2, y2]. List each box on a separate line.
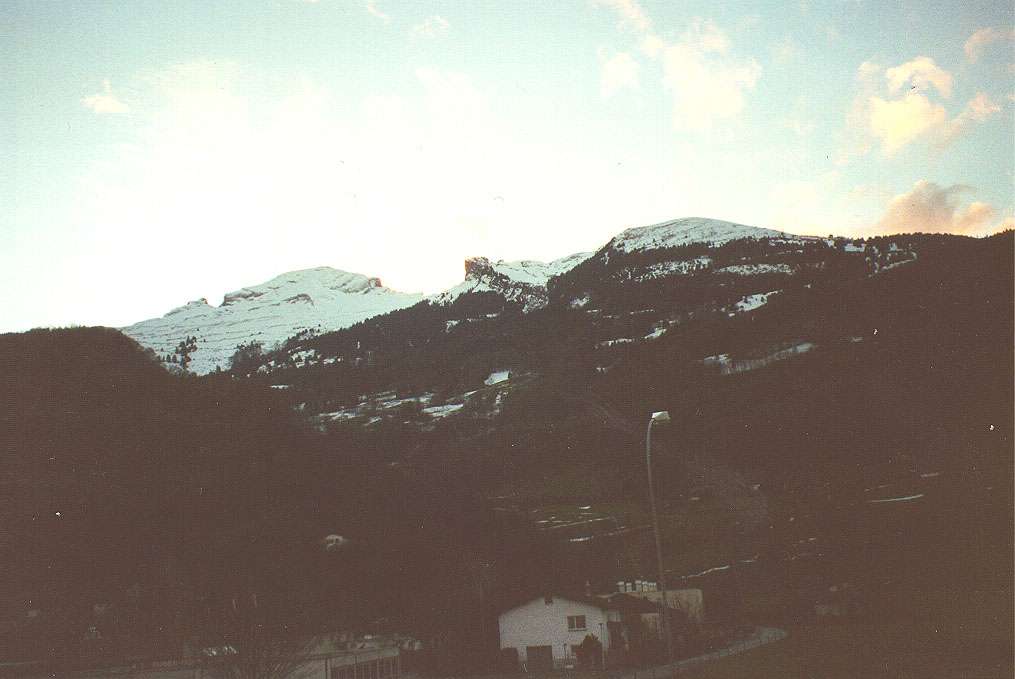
[498, 597, 614, 663]
[627, 589, 704, 623]
[638, 611, 662, 635]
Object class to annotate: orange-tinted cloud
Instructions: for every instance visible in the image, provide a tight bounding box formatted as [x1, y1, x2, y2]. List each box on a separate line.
[867, 92, 947, 155]
[964, 27, 1015, 63]
[939, 92, 1002, 147]
[844, 58, 1001, 157]
[873, 180, 1007, 236]
[659, 20, 761, 131]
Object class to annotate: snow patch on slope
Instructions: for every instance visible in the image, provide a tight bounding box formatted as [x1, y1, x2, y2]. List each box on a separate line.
[717, 263, 795, 276]
[703, 341, 817, 375]
[733, 291, 780, 313]
[635, 257, 713, 280]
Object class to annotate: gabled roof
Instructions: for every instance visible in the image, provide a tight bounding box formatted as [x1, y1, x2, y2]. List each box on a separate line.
[499, 592, 616, 616]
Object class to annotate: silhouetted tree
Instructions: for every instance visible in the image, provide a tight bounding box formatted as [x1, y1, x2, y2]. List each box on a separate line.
[229, 341, 264, 376]
[200, 592, 316, 679]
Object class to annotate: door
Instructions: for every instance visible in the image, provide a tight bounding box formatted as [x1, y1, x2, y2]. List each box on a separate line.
[525, 645, 553, 671]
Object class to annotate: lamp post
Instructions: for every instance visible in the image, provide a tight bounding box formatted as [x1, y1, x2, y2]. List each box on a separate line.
[598, 621, 606, 669]
[645, 410, 673, 666]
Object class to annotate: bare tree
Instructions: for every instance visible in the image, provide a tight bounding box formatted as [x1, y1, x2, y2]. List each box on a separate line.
[200, 593, 318, 679]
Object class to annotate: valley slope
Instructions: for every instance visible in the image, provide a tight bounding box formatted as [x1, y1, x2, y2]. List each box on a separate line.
[6, 219, 1011, 672]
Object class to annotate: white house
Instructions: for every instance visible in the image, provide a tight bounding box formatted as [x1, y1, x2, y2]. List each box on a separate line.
[622, 587, 704, 623]
[498, 595, 619, 670]
[612, 580, 705, 625]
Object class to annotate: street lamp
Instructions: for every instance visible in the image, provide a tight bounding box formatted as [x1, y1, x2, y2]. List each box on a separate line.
[598, 621, 606, 669]
[645, 410, 674, 665]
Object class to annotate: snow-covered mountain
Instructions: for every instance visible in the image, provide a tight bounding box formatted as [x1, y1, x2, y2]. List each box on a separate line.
[604, 217, 803, 255]
[428, 252, 592, 310]
[122, 217, 815, 374]
[122, 268, 424, 374]
[122, 253, 593, 374]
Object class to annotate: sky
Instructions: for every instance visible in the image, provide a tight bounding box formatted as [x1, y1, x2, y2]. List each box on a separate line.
[2, 0, 1013, 331]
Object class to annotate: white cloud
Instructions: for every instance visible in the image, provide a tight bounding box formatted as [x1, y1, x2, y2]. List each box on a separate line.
[660, 20, 761, 131]
[682, 18, 729, 54]
[365, 0, 389, 23]
[857, 60, 882, 83]
[599, 49, 640, 97]
[639, 33, 665, 58]
[873, 180, 1004, 236]
[964, 26, 1015, 63]
[780, 97, 815, 138]
[939, 92, 1002, 146]
[885, 56, 953, 97]
[769, 171, 844, 235]
[70, 60, 672, 310]
[143, 60, 241, 115]
[595, 0, 651, 33]
[844, 59, 998, 157]
[771, 37, 800, 64]
[82, 79, 129, 114]
[868, 92, 948, 155]
[782, 116, 814, 138]
[595, 4, 761, 132]
[414, 67, 489, 127]
[412, 15, 450, 38]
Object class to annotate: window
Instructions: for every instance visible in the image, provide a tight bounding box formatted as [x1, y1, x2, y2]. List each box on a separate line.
[567, 615, 586, 631]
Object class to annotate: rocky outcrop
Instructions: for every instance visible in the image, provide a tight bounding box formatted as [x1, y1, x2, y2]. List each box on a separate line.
[431, 252, 592, 310]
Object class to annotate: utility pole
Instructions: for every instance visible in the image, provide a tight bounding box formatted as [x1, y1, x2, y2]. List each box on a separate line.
[646, 411, 673, 666]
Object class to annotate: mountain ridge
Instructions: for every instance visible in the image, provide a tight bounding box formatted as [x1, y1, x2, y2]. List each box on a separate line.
[3, 229, 1010, 672]
[122, 266, 424, 374]
[121, 218, 830, 373]
[605, 216, 803, 254]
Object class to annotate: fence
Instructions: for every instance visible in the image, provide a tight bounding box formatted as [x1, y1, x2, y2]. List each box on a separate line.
[444, 627, 787, 679]
[12, 647, 403, 679]
[627, 627, 787, 677]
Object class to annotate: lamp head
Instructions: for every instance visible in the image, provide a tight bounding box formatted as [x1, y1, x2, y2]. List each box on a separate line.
[650, 411, 671, 424]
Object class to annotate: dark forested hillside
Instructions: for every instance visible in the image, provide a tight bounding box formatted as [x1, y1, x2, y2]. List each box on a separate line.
[229, 231, 1012, 654]
[246, 232, 1011, 503]
[2, 231, 1011, 673]
[0, 329, 522, 670]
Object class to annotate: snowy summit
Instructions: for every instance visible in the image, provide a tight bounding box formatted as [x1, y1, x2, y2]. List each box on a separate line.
[606, 217, 798, 254]
[122, 267, 423, 374]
